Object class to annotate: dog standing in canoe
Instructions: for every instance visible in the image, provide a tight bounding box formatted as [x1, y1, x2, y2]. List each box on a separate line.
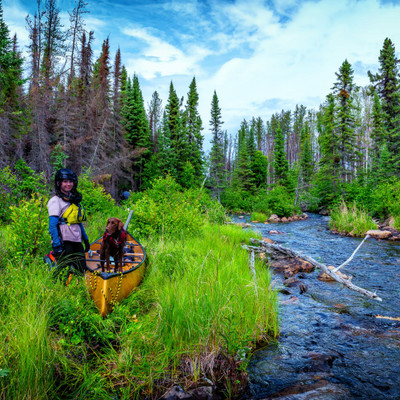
[100, 217, 126, 273]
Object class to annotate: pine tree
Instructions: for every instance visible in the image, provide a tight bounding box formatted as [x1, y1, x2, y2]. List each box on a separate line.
[209, 91, 225, 202]
[299, 119, 313, 183]
[122, 75, 152, 190]
[0, 1, 25, 167]
[252, 150, 268, 188]
[182, 77, 204, 185]
[252, 117, 265, 152]
[332, 59, 358, 183]
[165, 81, 188, 185]
[369, 38, 400, 174]
[232, 120, 255, 192]
[369, 90, 389, 180]
[273, 125, 289, 186]
[147, 90, 163, 152]
[316, 94, 340, 201]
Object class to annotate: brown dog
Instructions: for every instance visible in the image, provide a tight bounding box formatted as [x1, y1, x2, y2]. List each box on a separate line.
[100, 217, 126, 273]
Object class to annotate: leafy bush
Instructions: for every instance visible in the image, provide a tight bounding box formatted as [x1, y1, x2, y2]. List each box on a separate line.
[7, 194, 50, 264]
[0, 159, 48, 222]
[78, 170, 116, 215]
[369, 178, 400, 221]
[220, 187, 256, 212]
[127, 176, 206, 238]
[254, 186, 299, 217]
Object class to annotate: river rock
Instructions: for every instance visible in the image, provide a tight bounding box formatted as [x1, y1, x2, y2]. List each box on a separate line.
[281, 217, 288, 223]
[186, 386, 213, 400]
[283, 277, 299, 287]
[271, 257, 315, 277]
[162, 385, 192, 399]
[262, 237, 274, 243]
[318, 266, 350, 282]
[388, 235, 400, 241]
[366, 229, 392, 239]
[268, 214, 280, 222]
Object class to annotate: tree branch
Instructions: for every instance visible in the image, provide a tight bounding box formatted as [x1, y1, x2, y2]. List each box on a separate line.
[247, 239, 382, 302]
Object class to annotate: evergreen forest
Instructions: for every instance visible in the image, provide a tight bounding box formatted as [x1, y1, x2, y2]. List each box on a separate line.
[1, 0, 400, 228]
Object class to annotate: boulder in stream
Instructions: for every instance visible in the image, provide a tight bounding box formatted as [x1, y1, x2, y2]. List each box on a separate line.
[366, 229, 392, 240]
[271, 257, 315, 277]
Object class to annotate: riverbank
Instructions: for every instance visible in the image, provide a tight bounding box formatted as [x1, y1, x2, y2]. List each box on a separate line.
[0, 177, 280, 399]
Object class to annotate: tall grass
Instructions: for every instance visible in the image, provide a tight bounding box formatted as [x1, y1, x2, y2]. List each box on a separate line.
[0, 261, 56, 399]
[109, 223, 278, 397]
[0, 175, 279, 399]
[250, 211, 268, 223]
[329, 200, 377, 236]
[0, 221, 278, 399]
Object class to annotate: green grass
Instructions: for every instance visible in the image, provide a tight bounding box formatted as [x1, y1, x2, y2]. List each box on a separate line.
[0, 217, 278, 399]
[250, 212, 268, 223]
[329, 201, 377, 236]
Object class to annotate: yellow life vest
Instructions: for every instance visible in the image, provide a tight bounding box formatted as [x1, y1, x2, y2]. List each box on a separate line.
[61, 203, 87, 225]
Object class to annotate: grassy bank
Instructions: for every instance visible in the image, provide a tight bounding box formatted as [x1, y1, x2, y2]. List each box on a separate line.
[0, 176, 279, 399]
[0, 223, 278, 399]
[329, 201, 377, 236]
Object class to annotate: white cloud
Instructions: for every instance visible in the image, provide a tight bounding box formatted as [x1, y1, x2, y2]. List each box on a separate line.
[198, 0, 400, 137]
[4, 2, 30, 50]
[122, 26, 212, 79]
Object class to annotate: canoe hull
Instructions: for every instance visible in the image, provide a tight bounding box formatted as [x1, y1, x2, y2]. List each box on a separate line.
[85, 231, 146, 316]
[85, 263, 145, 316]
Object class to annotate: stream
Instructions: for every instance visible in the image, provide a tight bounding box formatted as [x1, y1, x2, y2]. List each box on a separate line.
[241, 213, 400, 400]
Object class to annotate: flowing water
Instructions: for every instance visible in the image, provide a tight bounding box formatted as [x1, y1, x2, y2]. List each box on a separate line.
[240, 214, 400, 400]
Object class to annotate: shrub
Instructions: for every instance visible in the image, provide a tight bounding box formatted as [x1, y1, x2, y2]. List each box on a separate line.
[369, 178, 400, 221]
[78, 170, 116, 215]
[127, 176, 205, 239]
[254, 186, 299, 217]
[0, 159, 48, 222]
[220, 187, 256, 212]
[7, 194, 50, 264]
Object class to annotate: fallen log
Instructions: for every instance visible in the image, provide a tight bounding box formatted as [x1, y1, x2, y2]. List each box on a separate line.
[246, 238, 382, 302]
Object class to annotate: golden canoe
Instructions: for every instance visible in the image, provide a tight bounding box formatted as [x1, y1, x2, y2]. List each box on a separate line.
[84, 231, 146, 317]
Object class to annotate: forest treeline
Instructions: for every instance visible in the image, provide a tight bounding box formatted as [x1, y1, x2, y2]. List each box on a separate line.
[1, 0, 400, 225]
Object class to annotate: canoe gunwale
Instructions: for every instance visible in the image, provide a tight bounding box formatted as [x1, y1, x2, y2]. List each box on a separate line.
[85, 231, 146, 281]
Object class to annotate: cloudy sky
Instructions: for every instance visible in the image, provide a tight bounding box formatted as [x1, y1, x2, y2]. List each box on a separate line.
[4, 0, 400, 149]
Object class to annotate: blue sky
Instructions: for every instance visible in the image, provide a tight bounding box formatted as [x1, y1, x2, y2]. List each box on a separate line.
[4, 0, 400, 149]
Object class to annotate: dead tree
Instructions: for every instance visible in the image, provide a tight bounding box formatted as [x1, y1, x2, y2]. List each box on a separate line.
[245, 237, 382, 301]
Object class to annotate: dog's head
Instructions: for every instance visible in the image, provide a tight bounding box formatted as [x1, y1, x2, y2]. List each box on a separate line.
[106, 217, 124, 235]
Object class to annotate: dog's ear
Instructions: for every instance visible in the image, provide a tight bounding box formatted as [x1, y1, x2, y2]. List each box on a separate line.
[118, 220, 124, 231]
[107, 218, 110, 224]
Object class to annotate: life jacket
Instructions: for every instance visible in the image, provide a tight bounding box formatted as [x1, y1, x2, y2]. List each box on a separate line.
[60, 203, 87, 225]
[103, 228, 126, 249]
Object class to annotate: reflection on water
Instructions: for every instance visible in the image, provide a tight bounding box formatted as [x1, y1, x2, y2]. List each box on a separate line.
[239, 214, 400, 399]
